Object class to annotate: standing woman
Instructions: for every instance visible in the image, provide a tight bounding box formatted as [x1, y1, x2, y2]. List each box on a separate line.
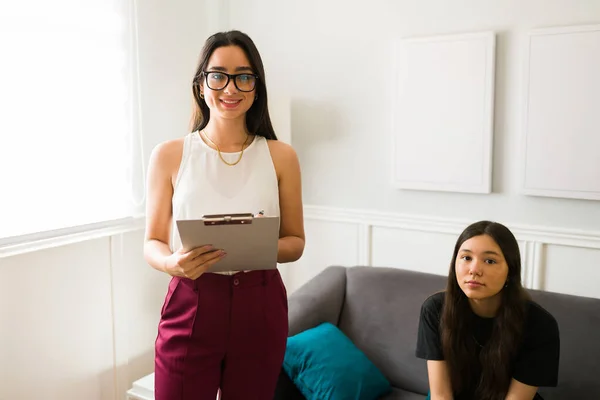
[143, 30, 305, 400]
[416, 221, 560, 400]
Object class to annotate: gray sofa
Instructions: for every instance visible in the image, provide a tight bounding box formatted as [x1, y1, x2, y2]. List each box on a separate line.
[274, 266, 600, 399]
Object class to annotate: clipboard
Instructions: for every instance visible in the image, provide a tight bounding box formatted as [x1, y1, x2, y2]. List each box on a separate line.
[175, 213, 280, 273]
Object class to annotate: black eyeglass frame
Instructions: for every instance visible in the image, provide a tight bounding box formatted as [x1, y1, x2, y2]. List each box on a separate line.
[198, 70, 259, 92]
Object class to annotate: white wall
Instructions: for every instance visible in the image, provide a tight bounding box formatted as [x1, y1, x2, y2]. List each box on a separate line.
[227, 0, 600, 297]
[136, 0, 210, 153]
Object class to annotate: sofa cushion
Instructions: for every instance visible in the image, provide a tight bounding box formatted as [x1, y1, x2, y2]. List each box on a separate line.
[283, 322, 392, 400]
[338, 267, 446, 395]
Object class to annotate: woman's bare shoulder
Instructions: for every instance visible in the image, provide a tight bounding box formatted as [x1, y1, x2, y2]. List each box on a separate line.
[151, 137, 185, 162]
[266, 139, 298, 160]
[149, 137, 186, 177]
[266, 139, 299, 179]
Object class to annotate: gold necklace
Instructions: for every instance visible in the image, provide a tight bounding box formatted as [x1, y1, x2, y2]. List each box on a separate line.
[202, 130, 250, 166]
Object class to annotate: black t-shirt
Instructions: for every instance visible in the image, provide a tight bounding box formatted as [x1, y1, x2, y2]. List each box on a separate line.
[416, 292, 560, 400]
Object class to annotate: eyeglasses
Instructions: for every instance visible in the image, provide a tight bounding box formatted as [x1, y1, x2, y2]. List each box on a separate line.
[201, 71, 258, 92]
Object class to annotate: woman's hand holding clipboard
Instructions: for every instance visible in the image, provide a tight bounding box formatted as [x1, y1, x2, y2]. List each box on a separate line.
[163, 244, 227, 280]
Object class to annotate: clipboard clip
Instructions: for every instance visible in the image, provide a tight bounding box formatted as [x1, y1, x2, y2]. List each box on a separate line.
[202, 213, 254, 226]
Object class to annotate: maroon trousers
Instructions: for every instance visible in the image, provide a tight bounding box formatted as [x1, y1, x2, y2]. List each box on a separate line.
[154, 269, 288, 400]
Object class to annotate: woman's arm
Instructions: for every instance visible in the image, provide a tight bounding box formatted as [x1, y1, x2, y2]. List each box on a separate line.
[143, 140, 179, 272]
[504, 379, 538, 400]
[417, 294, 452, 399]
[268, 140, 305, 263]
[143, 139, 225, 278]
[427, 360, 454, 400]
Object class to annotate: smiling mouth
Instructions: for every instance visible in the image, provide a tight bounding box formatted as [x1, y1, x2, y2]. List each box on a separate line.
[220, 99, 241, 104]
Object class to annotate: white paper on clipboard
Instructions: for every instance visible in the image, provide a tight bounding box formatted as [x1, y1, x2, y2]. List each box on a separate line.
[175, 213, 280, 272]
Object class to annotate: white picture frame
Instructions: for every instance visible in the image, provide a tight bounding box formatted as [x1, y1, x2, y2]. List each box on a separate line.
[391, 31, 496, 194]
[520, 24, 600, 201]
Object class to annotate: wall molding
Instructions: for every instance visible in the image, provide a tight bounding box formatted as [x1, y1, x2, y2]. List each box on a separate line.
[520, 241, 544, 290]
[304, 205, 600, 291]
[304, 205, 600, 249]
[4, 205, 598, 256]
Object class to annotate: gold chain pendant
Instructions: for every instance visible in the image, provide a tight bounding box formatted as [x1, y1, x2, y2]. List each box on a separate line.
[203, 130, 250, 166]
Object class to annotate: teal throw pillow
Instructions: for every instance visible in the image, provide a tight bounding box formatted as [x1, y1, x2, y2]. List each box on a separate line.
[283, 322, 392, 400]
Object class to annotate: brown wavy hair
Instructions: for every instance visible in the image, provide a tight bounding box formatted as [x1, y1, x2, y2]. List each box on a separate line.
[190, 30, 277, 140]
[441, 221, 530, 399]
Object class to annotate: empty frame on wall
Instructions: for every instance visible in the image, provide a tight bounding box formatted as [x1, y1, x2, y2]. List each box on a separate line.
[521, 24, 600, 201]
[392, 31, 496, 194]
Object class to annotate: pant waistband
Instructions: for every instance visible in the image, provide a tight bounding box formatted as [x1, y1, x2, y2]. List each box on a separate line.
[177, 269, 279, 292]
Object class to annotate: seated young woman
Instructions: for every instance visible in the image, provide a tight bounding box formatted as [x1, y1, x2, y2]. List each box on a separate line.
[416, 220, 560, 400]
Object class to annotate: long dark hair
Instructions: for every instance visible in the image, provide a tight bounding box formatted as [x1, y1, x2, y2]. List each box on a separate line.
[190, 30, 277, 140]
[441, 221, 530, 399]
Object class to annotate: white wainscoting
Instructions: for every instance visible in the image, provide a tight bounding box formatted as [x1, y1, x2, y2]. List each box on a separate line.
[0, 228, 170, 400]
[283, 205, 600, 299]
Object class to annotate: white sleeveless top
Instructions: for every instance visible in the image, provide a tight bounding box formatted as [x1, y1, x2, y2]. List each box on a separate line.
[171, 132, 280, 273]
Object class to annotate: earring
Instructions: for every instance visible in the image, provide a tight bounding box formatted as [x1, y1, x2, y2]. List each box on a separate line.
[200, 92, 204, 99]
[255, 94, 258, 100]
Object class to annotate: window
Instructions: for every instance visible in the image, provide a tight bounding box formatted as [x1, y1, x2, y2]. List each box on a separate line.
[0, 0, 144, 241]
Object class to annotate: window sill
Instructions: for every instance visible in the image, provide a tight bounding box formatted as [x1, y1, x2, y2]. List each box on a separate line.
[0, 217, 146, 259]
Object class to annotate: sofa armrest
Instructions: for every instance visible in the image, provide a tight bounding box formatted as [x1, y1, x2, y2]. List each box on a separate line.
[287, 266, 347, 336]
